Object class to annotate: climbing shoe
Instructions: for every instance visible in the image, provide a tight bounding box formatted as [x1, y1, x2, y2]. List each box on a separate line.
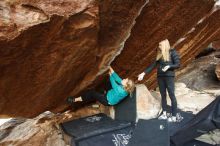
[66, 96, 74, 104]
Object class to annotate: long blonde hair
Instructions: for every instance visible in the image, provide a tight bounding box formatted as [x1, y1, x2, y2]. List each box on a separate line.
[123, 79, 135, 95]
[156, 39, 171, 62]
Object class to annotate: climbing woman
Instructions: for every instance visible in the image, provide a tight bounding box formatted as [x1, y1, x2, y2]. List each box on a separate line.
[67, 66, 135, 110]
[138, 39, 183, 122]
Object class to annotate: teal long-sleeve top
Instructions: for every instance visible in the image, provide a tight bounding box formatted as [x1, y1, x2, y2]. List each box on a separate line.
[107, 72, 128, 105]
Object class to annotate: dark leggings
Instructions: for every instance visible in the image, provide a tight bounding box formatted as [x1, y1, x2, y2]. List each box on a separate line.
[158, 76, 177, 116]
[81, 90, 109, 106]
[76, 81, 112, 106]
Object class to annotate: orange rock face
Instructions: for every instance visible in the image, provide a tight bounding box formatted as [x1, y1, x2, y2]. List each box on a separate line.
[0, 0, 100, 117]
[0, 0, 146, 117]
[0, 0, 220, 118]
[112, 0, 220, 88]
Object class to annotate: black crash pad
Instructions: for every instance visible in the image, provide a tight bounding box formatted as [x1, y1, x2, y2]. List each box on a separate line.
[128, 119, 170, 146]
[76, 125, 133, 146]
[171, 97, 220, 146]
[114, 88, 137, 123]
[60, 113, 134, 146]
[170, 140, 216, 146]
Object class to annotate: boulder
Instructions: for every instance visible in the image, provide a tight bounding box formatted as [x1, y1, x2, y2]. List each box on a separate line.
[177, 53, 220, 96]
[0, 105, 109, 146]
[1, 0, 220, 117]
[0, 0, 146, 117]
[174, 82, 216, 114]
[135, 84, 161, 120]
[110, 84, 161, 121]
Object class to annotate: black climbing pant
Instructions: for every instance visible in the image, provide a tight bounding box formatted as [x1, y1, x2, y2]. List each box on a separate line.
[73, 81, 112, 107]
[158, 76, 177, 116]
[80, 90, 109, 106]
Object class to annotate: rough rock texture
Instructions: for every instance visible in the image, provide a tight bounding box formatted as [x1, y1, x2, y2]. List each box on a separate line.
[0, 105, 109, 146]
[169, 82, 216, 114]
[112, 0, 220, 89]
[0, 0, 146, 117]
[1, 0, 220, 118]
[197, 129, 220, 145]
[177, 53, 220, 96]
[97, 0, 147, 74]
[135, 84, 160, 120]
[0, 0, 100, 117]
[1, 82, 219, 146]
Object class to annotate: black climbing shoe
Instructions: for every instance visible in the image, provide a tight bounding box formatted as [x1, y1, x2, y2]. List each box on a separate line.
[66, 96, 74, 104]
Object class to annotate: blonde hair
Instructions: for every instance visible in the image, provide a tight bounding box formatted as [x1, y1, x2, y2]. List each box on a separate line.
[156, 39, 171, 62]
[123, 79, 135, 95]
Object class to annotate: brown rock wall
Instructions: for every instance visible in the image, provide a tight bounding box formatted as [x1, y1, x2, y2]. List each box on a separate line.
[1, 0, 220, 117]
[0, 0, 146, 117]
[112, 0, 220, 89]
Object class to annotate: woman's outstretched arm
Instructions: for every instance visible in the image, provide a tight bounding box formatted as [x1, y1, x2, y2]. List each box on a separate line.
[138, 61, 158, 81]
[109, 67, 122, 84]
[144, 61, 158, 74]
[109, 74, 120, 91]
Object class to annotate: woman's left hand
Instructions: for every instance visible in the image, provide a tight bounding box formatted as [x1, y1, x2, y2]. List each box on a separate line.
[108, 70, 112, 75]
[162, 65, 170, 72]
[109, 66, 114, 74]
